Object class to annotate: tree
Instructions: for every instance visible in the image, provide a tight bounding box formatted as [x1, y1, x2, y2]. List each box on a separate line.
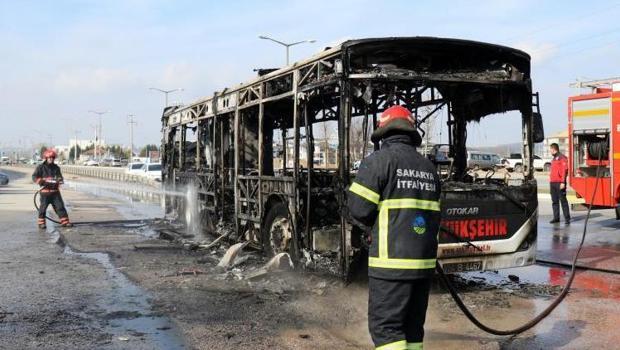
[139, 144, 159, 157]
[69, 145, 82, 162]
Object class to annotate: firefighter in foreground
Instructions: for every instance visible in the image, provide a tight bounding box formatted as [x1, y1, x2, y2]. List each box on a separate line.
[549, 143, 570, 224]
[348, 105, 441, 350]
[32, 149, 72, 229]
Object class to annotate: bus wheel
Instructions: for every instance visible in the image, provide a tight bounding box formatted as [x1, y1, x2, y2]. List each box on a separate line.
[262, 202, 293, 257]
[514, 164, 523, 173]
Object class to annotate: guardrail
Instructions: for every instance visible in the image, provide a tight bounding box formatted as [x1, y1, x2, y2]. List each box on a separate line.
[60, 165, 160, 188]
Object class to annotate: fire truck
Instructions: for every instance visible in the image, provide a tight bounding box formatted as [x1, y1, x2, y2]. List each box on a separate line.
[568, 77, 620, 218]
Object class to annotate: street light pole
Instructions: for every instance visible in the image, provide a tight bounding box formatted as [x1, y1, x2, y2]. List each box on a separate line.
[149, 87, 184, 107]
[73, 130, 81, 164]
[258, 35, 316, 66]
[88, 110, 109, 161]
[127, 114, 137, 158]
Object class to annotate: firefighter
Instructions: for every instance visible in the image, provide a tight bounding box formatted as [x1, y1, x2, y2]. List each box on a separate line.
[32, 149, 73, 229]
[549, 143, 570, 224]
[348, 105, 441, 350]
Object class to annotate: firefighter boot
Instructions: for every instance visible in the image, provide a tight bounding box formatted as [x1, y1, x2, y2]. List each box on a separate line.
[60, 217, 73, 227]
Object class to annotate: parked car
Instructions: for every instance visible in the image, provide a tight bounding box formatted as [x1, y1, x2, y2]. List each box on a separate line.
[142, 163, 162, 181]
[126, 163, 145, 175]
[0, 171, 9, 186]
[490, 154, 504, 168]
[533, 155, 552, 172]
[111, 159, 122, 167]
[501, 154, 551, 172]
[502, 153, 523, 172]
[467, 151, 499, 170]
[84, 159, 99, 166]
[428, 144, 451, 165]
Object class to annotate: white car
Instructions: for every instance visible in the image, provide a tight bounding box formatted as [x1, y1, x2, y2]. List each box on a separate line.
[126, 163, 145, 175]
[502, 154, 552, 172]
[142, 163, 162, 181]
[84, 160, 99, 166]
[533, 155, 552, 172]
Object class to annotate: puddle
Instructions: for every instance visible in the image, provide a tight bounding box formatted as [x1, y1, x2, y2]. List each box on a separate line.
[62, 243, 187, 349]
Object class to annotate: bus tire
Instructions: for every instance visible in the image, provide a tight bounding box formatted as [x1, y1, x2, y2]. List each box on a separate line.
[262, 202, 294, 258]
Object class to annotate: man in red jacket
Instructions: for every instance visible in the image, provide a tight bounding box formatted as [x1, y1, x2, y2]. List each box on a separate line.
[549, 143, 570, 224]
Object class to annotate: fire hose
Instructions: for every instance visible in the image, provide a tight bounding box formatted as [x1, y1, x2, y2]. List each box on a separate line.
[33, 179, 63, 224]
[436, 142, 606, 335]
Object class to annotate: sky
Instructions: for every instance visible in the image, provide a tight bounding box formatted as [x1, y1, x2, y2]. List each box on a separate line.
[1, 0, 620, 150]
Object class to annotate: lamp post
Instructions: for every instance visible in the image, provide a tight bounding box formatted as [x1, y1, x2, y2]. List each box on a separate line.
[88, 110, 109, 161]
[149, 87, 184, 107]
[258, 35, 316, 66]
[72, 130, 81, 164]
[127, 114, 137, 158]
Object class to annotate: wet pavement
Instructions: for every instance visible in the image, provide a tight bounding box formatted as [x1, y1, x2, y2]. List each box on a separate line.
[2, 166, 620, 349]
[0, 169, 185, 350]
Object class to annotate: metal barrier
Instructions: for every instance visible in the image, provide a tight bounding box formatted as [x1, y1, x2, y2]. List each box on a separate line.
[60, 165, 160, 188]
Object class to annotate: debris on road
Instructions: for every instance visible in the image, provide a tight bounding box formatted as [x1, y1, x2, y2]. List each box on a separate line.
[245, 253, 293, 280]
[217, 242, 249, 268]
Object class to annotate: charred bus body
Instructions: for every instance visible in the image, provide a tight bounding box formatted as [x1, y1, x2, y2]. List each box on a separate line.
[161, 37, 542, 277]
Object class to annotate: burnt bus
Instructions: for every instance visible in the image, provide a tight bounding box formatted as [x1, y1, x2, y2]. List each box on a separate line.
[161, 37, 544, 277]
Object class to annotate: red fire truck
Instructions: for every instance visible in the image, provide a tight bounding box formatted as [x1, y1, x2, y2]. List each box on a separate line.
[568, 78, 620, 218]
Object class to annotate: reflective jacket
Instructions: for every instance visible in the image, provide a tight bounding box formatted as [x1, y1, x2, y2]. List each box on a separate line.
[549, 153, 568, 183]
[32, 162, 64, 193]
[347, 135, 441, 280]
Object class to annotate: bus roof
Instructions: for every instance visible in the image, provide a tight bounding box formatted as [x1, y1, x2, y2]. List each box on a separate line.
[164, 36, 531, 125]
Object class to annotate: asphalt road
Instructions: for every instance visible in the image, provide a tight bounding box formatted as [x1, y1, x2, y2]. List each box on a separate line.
[0, 169, 185, 350]
[1, 166, 620, 349]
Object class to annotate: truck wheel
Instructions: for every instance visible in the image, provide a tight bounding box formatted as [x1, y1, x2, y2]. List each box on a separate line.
[544, 163, 551, 172]
[615, 206, 620, 220]
[262, 202, 294, 257]
[514, 164, 523, 173]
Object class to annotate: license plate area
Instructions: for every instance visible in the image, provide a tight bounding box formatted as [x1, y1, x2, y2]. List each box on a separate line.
[441, 261, 483, 273]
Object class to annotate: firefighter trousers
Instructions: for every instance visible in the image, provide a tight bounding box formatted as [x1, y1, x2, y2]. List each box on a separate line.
[38, 192, 69, 222]
[550, 182, 570, 221]
[368, 277, 431, 350]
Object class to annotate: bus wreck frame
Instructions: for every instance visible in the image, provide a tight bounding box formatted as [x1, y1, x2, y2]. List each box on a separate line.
[161, 37, 540, 278]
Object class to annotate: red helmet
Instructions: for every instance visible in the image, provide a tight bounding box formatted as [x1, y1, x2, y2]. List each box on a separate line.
[371, 105, 421, 145]
[43, 148, 57, 159]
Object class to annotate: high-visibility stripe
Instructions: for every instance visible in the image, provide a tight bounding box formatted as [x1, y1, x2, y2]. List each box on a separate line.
[572, 108, 609, 117]
[379, 205, 389, 258]
[614, 152, 620, 160]
[369, 257, 436, 270]
[407, 342, 423, 350]
[372, 197, 440, 268]
[376, 340, 407, 350]
[349, 182, 380, 204]
[379, 198, 440, 211]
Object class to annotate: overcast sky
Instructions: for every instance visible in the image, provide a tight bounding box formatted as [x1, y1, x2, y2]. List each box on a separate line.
[2, 0, 620, 149]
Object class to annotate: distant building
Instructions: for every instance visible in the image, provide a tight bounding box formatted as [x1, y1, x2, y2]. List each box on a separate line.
[542, 130, 568, 158]
[69, 139, 100, 149]
[54, 145, 71, 159]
